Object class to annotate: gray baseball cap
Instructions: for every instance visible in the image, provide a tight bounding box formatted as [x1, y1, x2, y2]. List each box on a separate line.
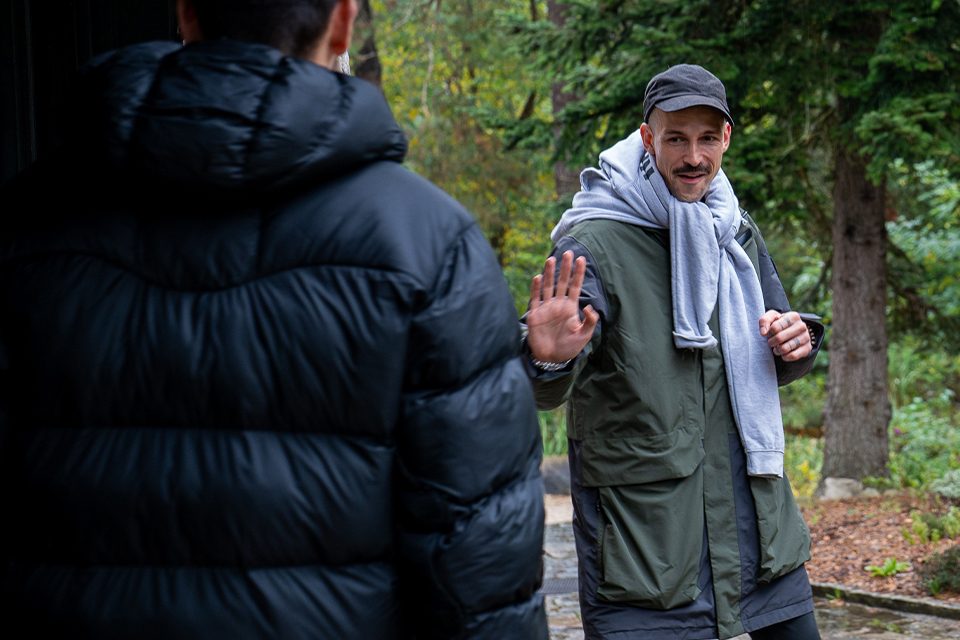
[643, 64, 734, 125]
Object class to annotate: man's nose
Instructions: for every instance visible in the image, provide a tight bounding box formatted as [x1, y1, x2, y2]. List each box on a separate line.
[685, 141, 705, 166]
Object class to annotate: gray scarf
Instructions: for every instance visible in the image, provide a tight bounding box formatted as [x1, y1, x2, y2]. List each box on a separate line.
[552, 130, 784, 477]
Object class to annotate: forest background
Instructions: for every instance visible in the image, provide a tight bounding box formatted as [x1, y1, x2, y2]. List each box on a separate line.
[355, 0, 960, 502]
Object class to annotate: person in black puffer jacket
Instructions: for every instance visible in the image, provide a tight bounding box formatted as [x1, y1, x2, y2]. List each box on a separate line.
[0, 1, 547, 638]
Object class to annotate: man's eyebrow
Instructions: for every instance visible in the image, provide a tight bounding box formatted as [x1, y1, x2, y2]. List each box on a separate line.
[662, 126, 723, 136]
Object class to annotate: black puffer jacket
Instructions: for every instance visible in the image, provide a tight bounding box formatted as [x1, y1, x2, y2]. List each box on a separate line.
[0, 41, 546, 639]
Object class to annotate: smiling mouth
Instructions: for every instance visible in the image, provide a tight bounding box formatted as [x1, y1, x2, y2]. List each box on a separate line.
[674, 165, 710, 185]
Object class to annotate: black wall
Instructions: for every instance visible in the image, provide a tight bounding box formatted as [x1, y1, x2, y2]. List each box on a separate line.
[1, 0, 177, 184]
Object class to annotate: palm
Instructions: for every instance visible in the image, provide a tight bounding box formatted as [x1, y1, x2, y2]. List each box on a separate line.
[527, 251, 599, 363]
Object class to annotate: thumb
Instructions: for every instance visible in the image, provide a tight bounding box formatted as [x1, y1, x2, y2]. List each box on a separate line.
[758, 310, 778, 336]
[581, 305, 599, 334]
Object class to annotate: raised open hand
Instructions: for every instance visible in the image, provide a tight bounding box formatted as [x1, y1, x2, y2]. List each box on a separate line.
[527, 250, 600, 363]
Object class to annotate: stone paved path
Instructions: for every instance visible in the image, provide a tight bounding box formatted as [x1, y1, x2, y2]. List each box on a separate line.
[542, 504, 960, 640]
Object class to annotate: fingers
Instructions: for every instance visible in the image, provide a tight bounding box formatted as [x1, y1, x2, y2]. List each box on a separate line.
[529, 273, 543, 310]
[780, 339, 812, 361]
[761, 310, 801, 340]
[567, 256, 587, 302]
[762, 311, 812, 360]
[541, 256, 556, 302]
[556, 251, 573, 298]
[776, 329, 811, 360]
[536, 251, 583, 304]
[765, 312, 811, 359]
[767, 320, 806, 349]
[758, 309, 780, 336]
[528, 252, 594, 361]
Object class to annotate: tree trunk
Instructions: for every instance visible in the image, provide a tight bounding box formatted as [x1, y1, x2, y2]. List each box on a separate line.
[547, 0, 580, 199]
[821, 148, 890, 484]
[353, 0, 382, 88]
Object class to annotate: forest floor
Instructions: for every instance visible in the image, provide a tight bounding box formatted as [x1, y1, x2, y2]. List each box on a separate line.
[800, 492, 960, 605]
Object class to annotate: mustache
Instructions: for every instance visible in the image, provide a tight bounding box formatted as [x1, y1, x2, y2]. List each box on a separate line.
[674, 163, 711, 175]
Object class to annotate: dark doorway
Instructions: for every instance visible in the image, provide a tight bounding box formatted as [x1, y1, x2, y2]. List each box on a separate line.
[1, 0, 177, 184]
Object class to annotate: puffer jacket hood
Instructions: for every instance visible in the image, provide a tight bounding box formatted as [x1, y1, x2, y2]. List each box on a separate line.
[74, 40, 407, 196]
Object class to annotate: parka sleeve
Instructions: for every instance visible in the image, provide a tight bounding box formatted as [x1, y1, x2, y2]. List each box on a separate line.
[396, 222, 548, 640]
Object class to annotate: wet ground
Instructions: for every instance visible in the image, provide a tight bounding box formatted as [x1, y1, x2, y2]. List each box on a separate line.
[542, 519, 960, 639]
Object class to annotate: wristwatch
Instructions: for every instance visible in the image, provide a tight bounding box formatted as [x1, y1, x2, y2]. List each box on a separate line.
[530, 357, 573, 372]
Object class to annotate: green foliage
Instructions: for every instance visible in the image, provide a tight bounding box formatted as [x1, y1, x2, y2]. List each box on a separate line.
[888, 398, 960, 489]
[920, 544, 960, 595]
[931, 470, 960, 500]
[779, 367, 827, 433]
[500, 202, 563, 314]
[884, 338, 960, 490]
[865, 557, 911, 578]
[824, 587, 844, 601]
[765, 230, 833, 327]
[887, 162, 960, 344]
[888, 339, 960, 410]
[371, 0, 555, 310]
[539, 408, 568, 457]
[783, 338, 959, 495]
[784, 434, 823, 499]
[903, 507, 960, 545]
[867, 619, 904, 634]
[853, 1, 960, 180]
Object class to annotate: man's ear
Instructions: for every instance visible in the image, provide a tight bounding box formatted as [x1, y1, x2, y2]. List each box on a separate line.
[639, 123, 655, 155]
[327, 0, 359, 55]
[176, 0, 203, 43]
[722, 121, 732, 151]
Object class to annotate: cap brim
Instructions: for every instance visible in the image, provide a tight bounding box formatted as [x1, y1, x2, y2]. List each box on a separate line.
[650, 95, 734, 125]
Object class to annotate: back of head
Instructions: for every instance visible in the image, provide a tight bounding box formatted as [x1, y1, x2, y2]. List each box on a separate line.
[192, 0, 339, 58]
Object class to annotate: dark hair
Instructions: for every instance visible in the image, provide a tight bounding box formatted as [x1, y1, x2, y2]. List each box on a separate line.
[191, 0, 340, 58]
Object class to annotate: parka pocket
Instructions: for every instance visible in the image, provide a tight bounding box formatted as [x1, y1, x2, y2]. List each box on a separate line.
[582, 428, 705, 610]
[750, 472, 811, 583]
